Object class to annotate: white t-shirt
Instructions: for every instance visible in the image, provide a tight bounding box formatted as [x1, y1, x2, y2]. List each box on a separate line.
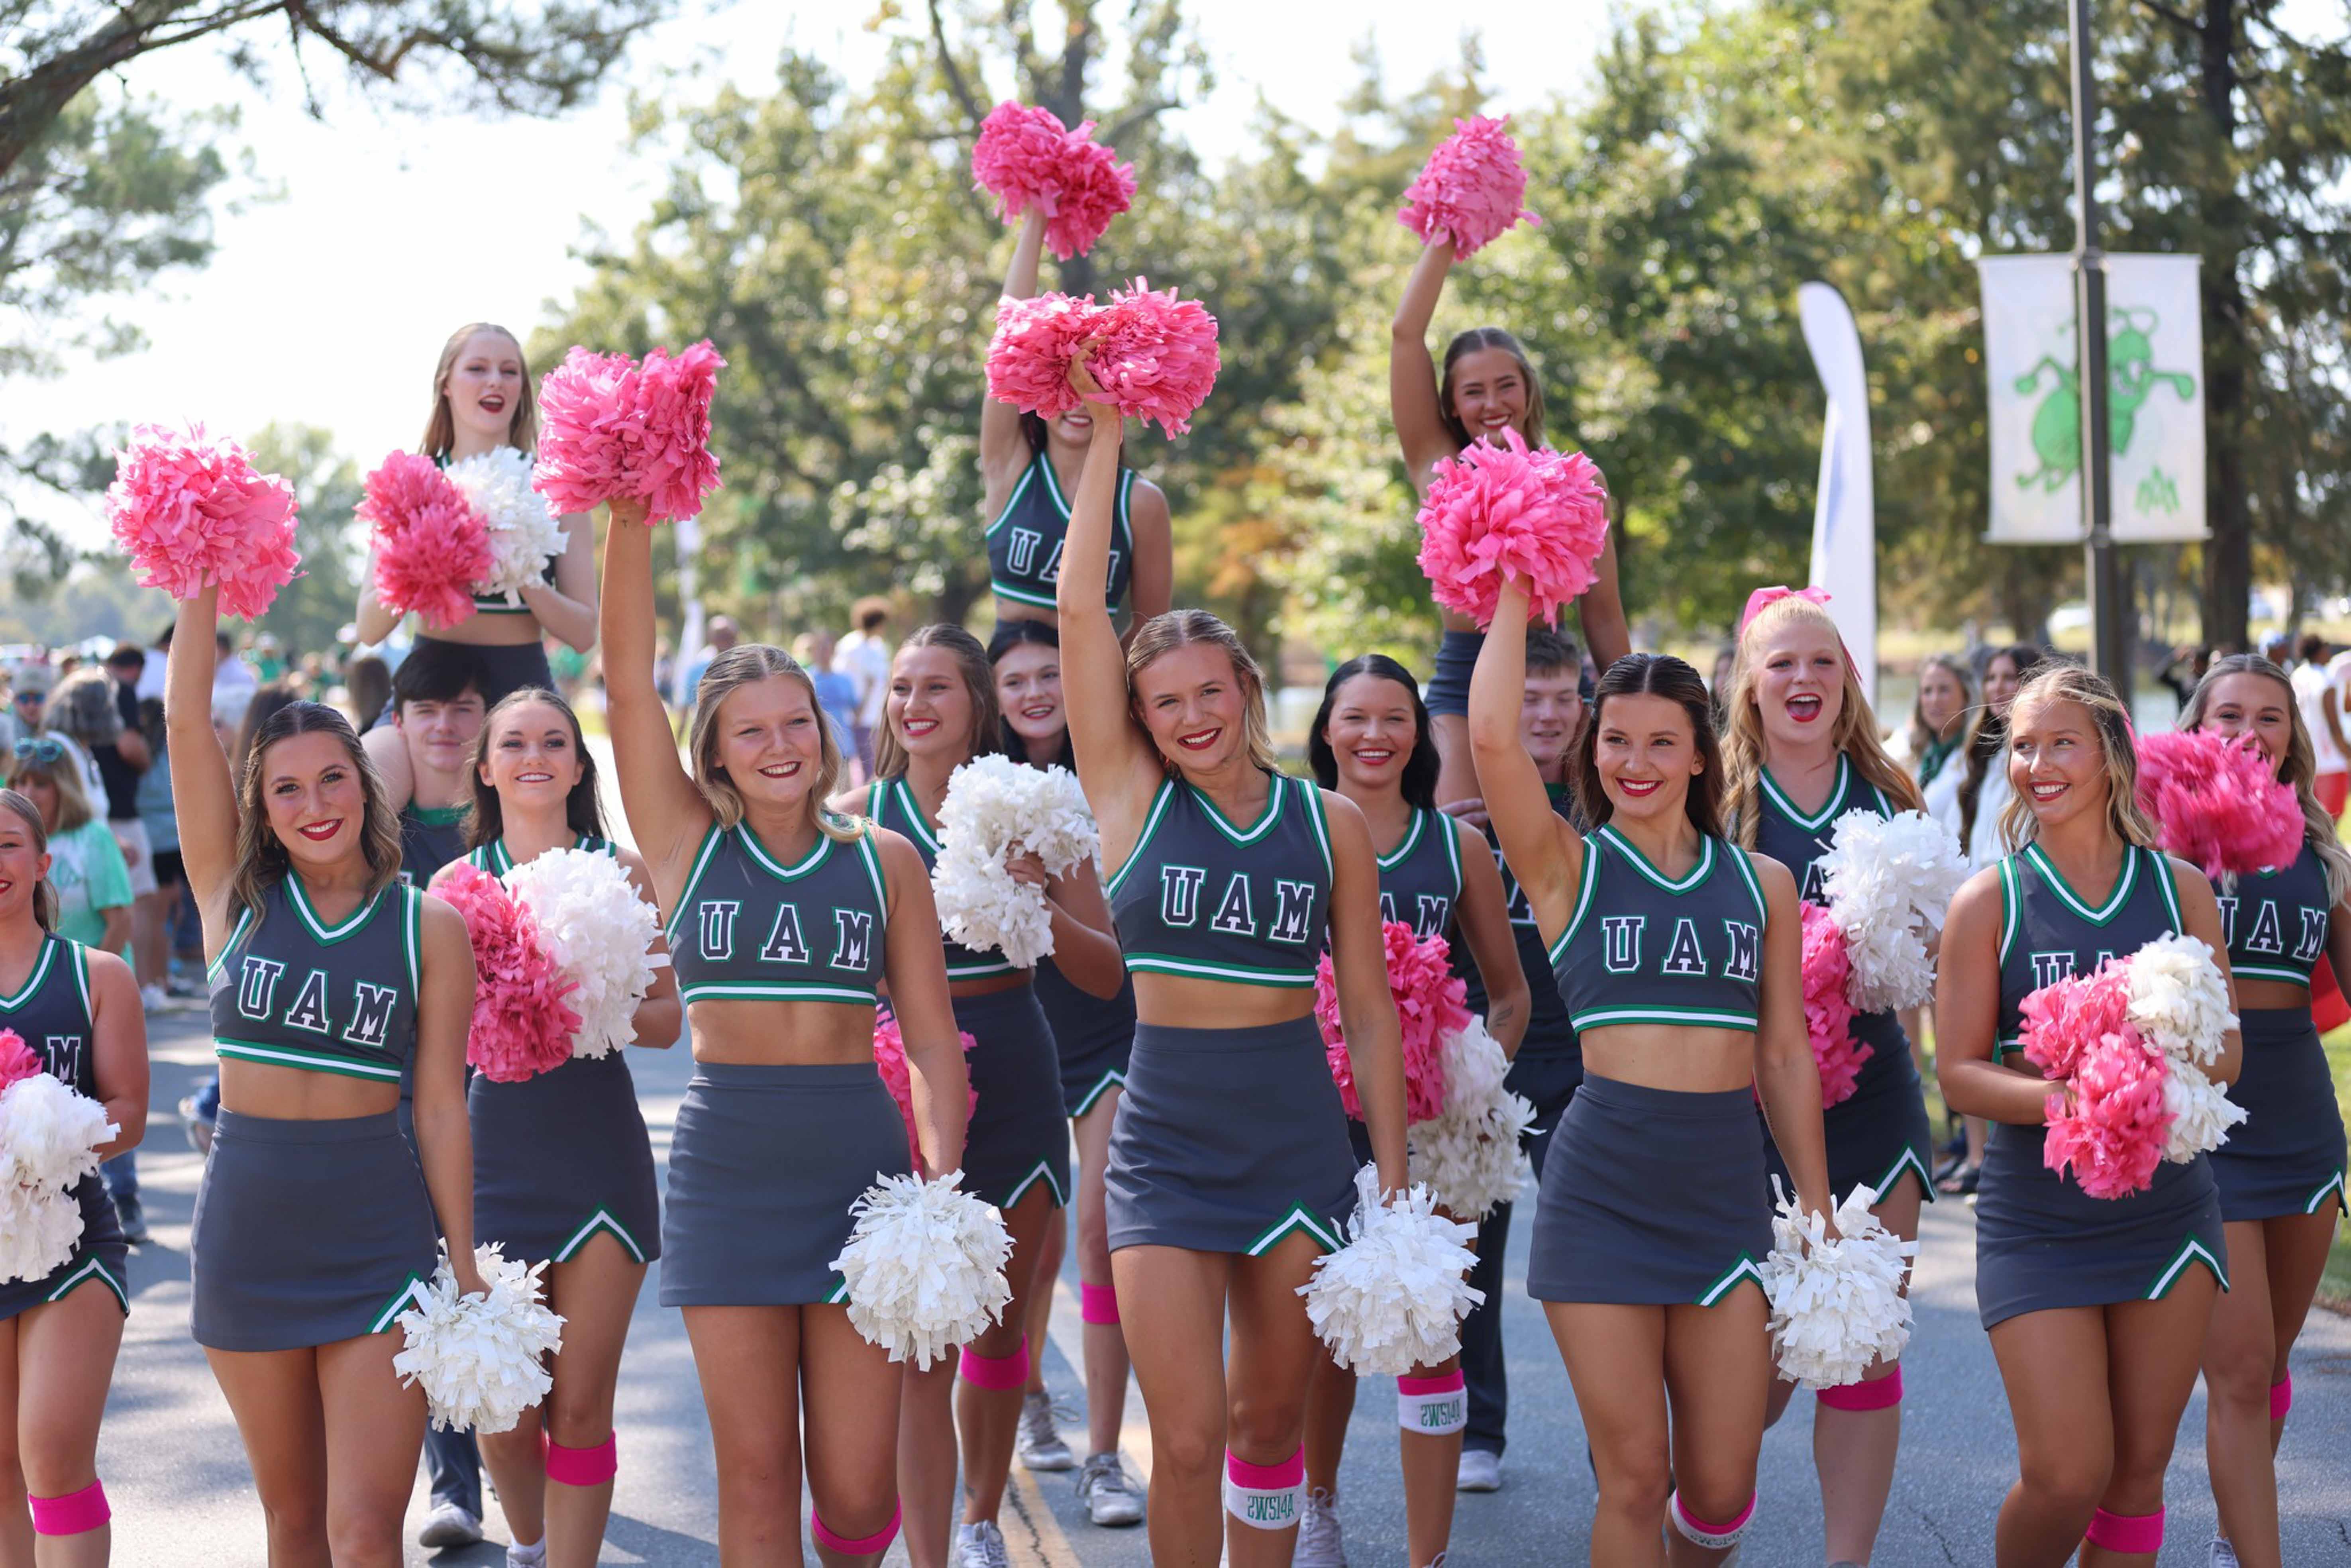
[834, 630, 893, 728]
[2292, 662, 2345, 777]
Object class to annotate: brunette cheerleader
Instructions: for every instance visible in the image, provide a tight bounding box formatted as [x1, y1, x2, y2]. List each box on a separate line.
[829, 624, 1126, 1568]
[1937, 664, 2239, 1567]
[167, 586, 486, 1566]
[602, 498, 971, 1566]
[1298, 654, 1530, 1568]
[1722, 589, 1933, 1564]
[2177, 656, 2349, 1568]
[988, 620, 1146, 1529]
[432, 688, 683, 1568]
[0, 790, 147, 1566]
[1469, 609, 1832, 1568]
[1059, 392, 1411, 1568]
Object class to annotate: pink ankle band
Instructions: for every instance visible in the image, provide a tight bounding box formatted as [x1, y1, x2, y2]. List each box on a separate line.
[29, 1480, 109, 1536]
[811, 1502, 902, 1556]
[958, 1338, 1029, 1390]
[2085, 1507, 2163, 1553]
[1225, 1448, 1305, 1490]
[1673, 1490, 1756, 1537]
[1817, 1365, 1904, 1411]
[1081, 1281, 1121, 1324]
[543, 1433, 617, 1487]
[1398, 1370, 1467, 1396]
[2271, 1374, 2292, 1421]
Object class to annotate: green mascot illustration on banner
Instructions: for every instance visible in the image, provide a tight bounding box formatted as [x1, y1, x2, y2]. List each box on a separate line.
[2011, 306, 2198, 493]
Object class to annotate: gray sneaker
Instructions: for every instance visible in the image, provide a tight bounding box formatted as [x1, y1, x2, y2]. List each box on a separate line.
[2210, 1540, 2240, 1567]
[1293, 1486, 1348, 1567]
[1015, 1388, 1075, 1471]
[1076, 1452, 1144, 1527]
[954, 1519, 1010, 1568]
[416, 1502, 483, 1548]
[1455, 1448, 1503, 1492]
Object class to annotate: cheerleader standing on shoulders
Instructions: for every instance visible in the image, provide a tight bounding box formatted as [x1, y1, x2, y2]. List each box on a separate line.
[1721, 589, 1933, 1565]
[980, 204, 1172, 634]
[601, 498, 969, 1566]
[1937, 664, 2239, 1568]
[1058, 392, 1410, 1568]
[0, 790, 146, 1565]
[1299, 654, 1529, 1568]
[431, 688, 683, 1568]
[829, 624, 1126, 1568]
[166, 585, 486, 1565]
[1469, 609, 1832, 1568]
[1391, 232, 1629, 810]
[2177, 656, 2349, 1568]
[987, 620, 1147, 1529]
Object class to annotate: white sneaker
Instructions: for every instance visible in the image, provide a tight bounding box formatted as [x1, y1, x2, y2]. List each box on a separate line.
[505, 1540, 546, 1568]
[416, 1502, 483, 1548]
[1014, 1389, 1076, 1471]
[1294, 1487, 1348, 1567]
[954, 1519, 1011, 1568]
[1076, 1452, 1144, 1527]
[2211, 1540, 2241, 1567]
[1455, 1449, 1503, 1492]
[140, 983, 168, 1012]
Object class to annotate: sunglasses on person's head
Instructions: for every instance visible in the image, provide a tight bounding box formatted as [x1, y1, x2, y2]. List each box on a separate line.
[11, 737, 65, 764]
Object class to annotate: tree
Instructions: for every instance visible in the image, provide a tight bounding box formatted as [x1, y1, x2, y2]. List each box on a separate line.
[245, 423, 363, 657]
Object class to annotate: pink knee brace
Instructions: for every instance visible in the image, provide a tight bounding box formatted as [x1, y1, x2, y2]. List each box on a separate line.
[1080, 1281, 1121, 1325]
[1816, 1364, 1904, 1411]
[958, 1337, 1030, 1390]
[810, 1501, 902, 1556]
[2271, 1373, 2292, 1421]
[1397, 1370, 1468, 1435]
[1222, 1448, 1305, 1531]
[29, 1480, 109, 1536]
[2084, 1507, 2163, 1554]
[543, 1432, 618, 1487]
[1668, 1490, 1756, 1552]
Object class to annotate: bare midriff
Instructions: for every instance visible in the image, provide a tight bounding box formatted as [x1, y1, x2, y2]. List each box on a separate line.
[218, 1058, 402, 1120]
[686, 997, 887, 1066]
[1132, 971, 1315, 1033]
[1578, 1022, 1760, 1095]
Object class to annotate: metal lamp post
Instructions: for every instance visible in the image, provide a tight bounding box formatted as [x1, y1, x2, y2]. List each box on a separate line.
[2071, 0, 2133, 699]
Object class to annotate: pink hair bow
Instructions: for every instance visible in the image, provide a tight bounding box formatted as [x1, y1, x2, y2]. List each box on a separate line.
[1737, 584, 1833, 639]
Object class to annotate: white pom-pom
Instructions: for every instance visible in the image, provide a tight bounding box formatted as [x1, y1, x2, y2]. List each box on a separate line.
[502, 847, 663, 1059]
[931, 756, 1100, 967]
[1760, 1183, 1917, 1389]
[443, 447, 566, 601]
[0, 1181, 86, 1284]
[1405, 1019, 1533, 1220]
[2161, 1055, 2247, 1162]
[0, 1072, 117, 1192]
[831, 1171, 1014, 1369]
[393, 1242, 566, 1433]
[2124, 933, 2236, 1068]
[1819, 810, 1970, 1013]
[1299, 1168, 1482, 1374]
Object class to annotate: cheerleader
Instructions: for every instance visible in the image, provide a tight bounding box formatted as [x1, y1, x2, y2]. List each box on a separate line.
[829, 624, 1125, 1568]
[1391, 232, 1629, 809]
[2177, 656, 2349, 1568]
[986, 620, 1146, 1529]
[1468, 610, 1832, 1568]
[165, 585, 486, 1564]
[1298, 654, 1530, 1568]
[1058, 394, 1410, 1568]
[1946, 645, 2046, 869]
[1721, 589, 1933, 1564]
[981, 205, 1172, 633]
[1937, 664, 2239, 1567]
[429, 687, 682, 1568]
[0, 789, 146, 1564]
[356, 323, 599, 805]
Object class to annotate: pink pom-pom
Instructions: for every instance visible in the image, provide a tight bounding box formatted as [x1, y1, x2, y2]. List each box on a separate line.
[1398, 115, 1541, 257]
[1415, 429, 1610, 629]
[1087, 279, 1221, 438]
[105, 425, 302, 619]
[1800, 903, 1870, 1107]
[362, 451, 491, 629]
[971, 101, 1137, 260]
[2134, 728, 2306, 881]
[2017, 959, 2136, 1083]
[985, 293, 1098, 420]
[534, 342, 727, 522]
[633, 341, 726, 523]
[1316, 920, 1467, 1123]
[2041, 1031, 2172, 1199]
[0, 1028, 41, 1089]
[871, 1013, 979, 1164]
[435, 864, 580, 1083]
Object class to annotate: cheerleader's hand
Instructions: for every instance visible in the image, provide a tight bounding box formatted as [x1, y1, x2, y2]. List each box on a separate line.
[1067, 356, 1112, 408]
[1005, 849, 1050, 889]
[451, 1253, 491, 1300]
[608, 494, 653, 530]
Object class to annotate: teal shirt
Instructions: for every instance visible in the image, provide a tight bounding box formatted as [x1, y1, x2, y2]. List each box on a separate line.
[48, 818, 131, 948]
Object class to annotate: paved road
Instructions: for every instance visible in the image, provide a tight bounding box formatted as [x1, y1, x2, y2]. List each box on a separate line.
[93, 1004, 2351, 1566]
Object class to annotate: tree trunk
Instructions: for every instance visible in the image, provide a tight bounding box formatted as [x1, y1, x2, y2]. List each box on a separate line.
[1995, 552, 2059, 649]
[1040, 2, 1097, 298]
[0, 0, 194, 178]
[2197, 0, 2253, 652]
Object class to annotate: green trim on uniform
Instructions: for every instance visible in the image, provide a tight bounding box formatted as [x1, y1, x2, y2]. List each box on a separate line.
[1437, 811, 1466, 890]
[1243, 1204, 1344, 1258]
[999, 1158, 1068, 1211]
[889, 779, 943, 855]
[1868, 1146, 1937, 1206]
[369, 1273, 430, 1335]
[1593, 826, 1715, 895]
[983, 461, 1040, 541]
[206, 909, 256, 983]
[1696, 1254, 1766, 1307]
[552, 1209, 648, 1264]
[284, 877, 388, 946]
[402, 885, 422, 999]
[406, 803, 469, 828]
[66, 940, 92, 1018]
[2232, 964, 2310, 985]
[45, 1254, 128, 1315]
[1570, 1005, 1758, 1032]
[1069, 1068, 1126, 1119]
[824, 1275, 852, 1305]
[2148, 848, 2186, 932]
[1996, 857, 2023, 969]
[0, 938, 57, 1010]
[1993, 1039, 2027, 1063]
[1122, 954, 1316, 987]
[1188, 773, 1288, 850]
[853, 828, 889, 913]
[2144, 1235, 2228, 1299]
[1548, 842, 1605, 967]
[663, 824, 727, 943]
[1375, 810, 1426, 871]
[1299, 779, 1335, 878]
[677, 980, 879, 1006]
[1723, 842, 1769, 924]
[2306, 1170, 2347, 1218]
[1104, 779, 1177, 898]
[214, 1039, 404, 1081]
[739, 825, 834, 883]
[2022, 842, 2139, 927]
[1758, 755, 1851, 834]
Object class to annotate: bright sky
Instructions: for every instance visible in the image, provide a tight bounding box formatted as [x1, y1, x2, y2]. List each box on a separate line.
[2, 1, 1611, 545]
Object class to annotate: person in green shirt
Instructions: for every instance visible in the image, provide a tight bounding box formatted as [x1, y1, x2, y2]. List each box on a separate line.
[5, 737, 130, 952]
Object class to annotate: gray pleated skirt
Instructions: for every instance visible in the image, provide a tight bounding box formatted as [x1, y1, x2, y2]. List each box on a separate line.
[0, 1175, 128, 1323]
[1528, 1075, 1773, 1306]
[952, 984, 1070, 1210]
[190, 1109, 440, 1351]
[1105, 1015, 1357, 1256]
[2209, 1007, 2349, 1223]
[1764, 1010, 1936, 1207]
[659, 1062, 911, 1307]
[1034, 959, 1136, 1118]
[1974, 1121, 2228, 1329]
[470, 1050, 661, 1266]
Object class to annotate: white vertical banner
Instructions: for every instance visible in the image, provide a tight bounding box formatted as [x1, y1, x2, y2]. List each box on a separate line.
[1798, 282, 1877, 704]
[1977, 253, 2206, 543]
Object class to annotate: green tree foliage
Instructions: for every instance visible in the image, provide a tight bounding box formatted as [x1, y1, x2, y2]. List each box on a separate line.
[245, 423, 362, 659]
